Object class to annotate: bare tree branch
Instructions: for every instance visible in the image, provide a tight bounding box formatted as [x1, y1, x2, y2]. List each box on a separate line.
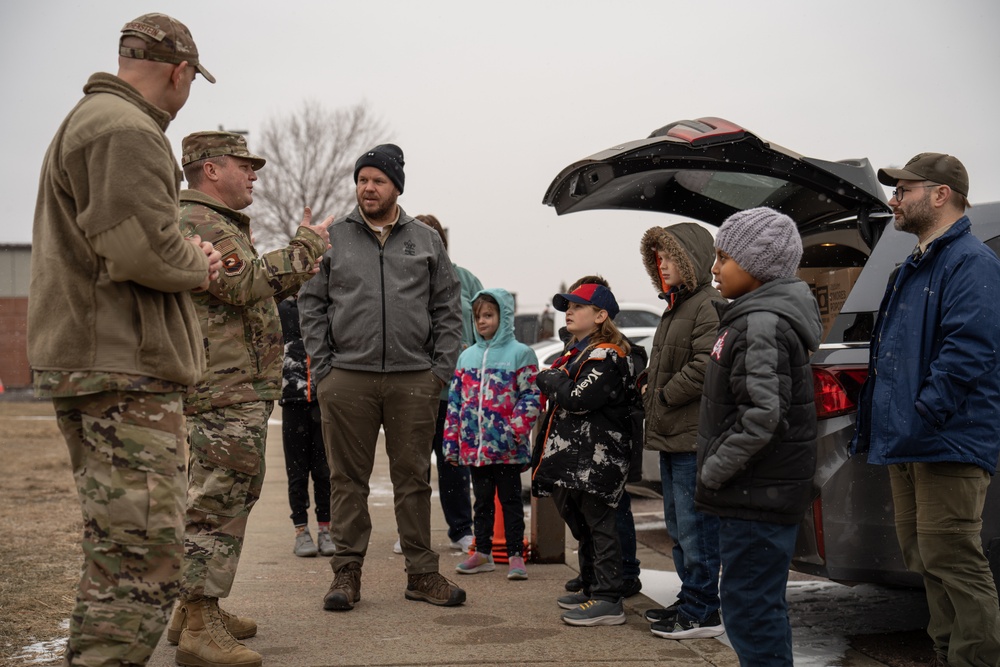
[248, 101, 390, 250]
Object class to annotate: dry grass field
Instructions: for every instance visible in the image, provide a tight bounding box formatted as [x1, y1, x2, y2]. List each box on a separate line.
[0, 400, 79, 666]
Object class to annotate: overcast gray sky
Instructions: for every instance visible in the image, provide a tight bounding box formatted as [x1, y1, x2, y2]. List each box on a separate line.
[3, 0, 998, 310]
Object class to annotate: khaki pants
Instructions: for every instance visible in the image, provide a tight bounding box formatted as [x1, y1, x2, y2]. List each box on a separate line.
[890, 462, 1000, 667]
[54, 391, 187, 667]
[318, 368, 440, 575]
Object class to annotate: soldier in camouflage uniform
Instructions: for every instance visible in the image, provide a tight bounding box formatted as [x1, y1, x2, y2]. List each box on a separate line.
[28, 14, 220, 667]
[169, 131, 332, 667]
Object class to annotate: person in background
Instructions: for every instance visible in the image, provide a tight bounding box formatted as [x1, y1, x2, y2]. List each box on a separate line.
[27, 13, 219, 666]
[386, 213, 481, 555]
[533, 284, 639, 626]
[171, 131, 331, 667]
[444, 288, 540, 579]
[299, 144, 467, 612]
[853, 153, 1000, 667]
[695, 207, 822, 665]
[639, 223, 724, 639]
[559, 276, 645, 599]
[278, 295, 336, 558]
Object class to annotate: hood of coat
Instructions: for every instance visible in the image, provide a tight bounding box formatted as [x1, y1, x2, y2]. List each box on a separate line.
[640, 222, 715, 297]
[471, 287, 517, 347]
[718, 278, 823, 353]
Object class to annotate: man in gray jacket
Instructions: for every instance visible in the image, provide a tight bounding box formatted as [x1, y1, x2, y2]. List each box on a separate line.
[299, 144, 466, 611]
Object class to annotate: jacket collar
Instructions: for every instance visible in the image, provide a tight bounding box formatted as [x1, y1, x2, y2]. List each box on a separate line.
[84, 72, 172, 131]
[915, 215, 970, 263]
[179, 189, 252, 226]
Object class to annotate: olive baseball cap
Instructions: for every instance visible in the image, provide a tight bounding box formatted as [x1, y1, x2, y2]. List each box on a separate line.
[119, 13, 216, 84]
[877, 152, 968, 198]
[181, 132, 266, 170]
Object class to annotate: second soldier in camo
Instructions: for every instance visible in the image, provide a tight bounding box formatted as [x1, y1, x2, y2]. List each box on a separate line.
[168, 131, 332, 667]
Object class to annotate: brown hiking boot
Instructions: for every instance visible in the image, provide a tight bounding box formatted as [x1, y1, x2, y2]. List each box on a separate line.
[167, 598, 257, 644]
[405, 571, 466, 606]
[323, 561, 362, 611]
[175, 597, 262, 667]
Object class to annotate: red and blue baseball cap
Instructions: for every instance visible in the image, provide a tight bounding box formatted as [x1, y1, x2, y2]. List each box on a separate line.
[552, 284, 620, 320]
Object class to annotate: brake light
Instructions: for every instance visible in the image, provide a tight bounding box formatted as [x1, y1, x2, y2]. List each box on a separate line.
[812, 365, 868, 419]
[812, 498, 826, 560]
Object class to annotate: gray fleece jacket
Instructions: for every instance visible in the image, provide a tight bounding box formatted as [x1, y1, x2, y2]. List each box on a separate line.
[298, 206, 462, 385]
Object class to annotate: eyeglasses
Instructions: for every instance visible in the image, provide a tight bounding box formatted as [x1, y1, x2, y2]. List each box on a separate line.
[891, 183, 940, 202]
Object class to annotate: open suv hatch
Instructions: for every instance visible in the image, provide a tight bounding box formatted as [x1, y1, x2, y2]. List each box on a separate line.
[544, 117, 1000, 589]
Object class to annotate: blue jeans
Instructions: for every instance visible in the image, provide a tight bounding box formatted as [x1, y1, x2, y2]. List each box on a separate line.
[660, 452, 720, 621]
[718, 517, 798, 667]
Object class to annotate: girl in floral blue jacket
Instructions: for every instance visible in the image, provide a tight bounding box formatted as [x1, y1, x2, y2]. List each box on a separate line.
[444, 288, 540, 579]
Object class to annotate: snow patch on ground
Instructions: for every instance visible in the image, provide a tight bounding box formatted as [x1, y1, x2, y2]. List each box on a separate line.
[642, 569, 927, 667]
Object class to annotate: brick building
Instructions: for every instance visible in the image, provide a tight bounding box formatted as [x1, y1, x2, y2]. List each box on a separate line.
[0, 244, 30, 389]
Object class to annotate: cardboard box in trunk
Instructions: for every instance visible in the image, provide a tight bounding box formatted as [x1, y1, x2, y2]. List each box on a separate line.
[797, 267, 863, 340]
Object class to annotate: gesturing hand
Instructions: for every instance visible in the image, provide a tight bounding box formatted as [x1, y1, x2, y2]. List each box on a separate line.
[300, 206, 334, 250]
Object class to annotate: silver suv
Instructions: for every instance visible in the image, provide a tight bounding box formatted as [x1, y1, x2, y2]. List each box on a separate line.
[543, 117, 1000, 590]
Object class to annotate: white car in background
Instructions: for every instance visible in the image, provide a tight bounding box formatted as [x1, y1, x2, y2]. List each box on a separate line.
[515, 302, 662, 346]
[530, 326, 657, 370]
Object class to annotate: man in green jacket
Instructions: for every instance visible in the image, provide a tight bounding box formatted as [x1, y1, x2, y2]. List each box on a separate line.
[169, 131, 332, 667]
[28, 13, 220, 667]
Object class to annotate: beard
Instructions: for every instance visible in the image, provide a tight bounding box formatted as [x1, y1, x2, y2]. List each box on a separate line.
[894, 193, 935, 238]
[358, 190, 398, 223]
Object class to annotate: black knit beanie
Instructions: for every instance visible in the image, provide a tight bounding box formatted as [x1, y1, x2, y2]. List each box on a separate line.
[354, 144, 405, 194]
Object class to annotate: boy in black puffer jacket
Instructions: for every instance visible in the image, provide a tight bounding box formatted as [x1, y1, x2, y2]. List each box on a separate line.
[695, 207, 822, 666]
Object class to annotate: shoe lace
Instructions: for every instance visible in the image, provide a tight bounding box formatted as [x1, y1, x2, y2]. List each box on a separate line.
[333, 563, 360, 589]
[204, 602, 241, 650]
[416, 572, 454, 597]
[578, 600, 598, 611]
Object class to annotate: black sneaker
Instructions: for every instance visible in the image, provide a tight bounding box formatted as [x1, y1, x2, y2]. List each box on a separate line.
[643, 598, 681, 623]
[564, 576, 584, 592]
[650, 610, 724, 639]
[622, 578, 642, 598]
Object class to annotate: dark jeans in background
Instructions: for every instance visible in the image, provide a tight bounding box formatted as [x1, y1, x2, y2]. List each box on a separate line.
[431, 400, 474, 543]
[616, 490, 640, 581]
[281, 401, 331, 526]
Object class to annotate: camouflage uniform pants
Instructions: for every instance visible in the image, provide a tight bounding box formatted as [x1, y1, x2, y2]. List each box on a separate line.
[54, 390, 187, 667]
[181, 401, 271, 598]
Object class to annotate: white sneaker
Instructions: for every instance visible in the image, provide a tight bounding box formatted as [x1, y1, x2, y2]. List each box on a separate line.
[393, 539, 402, 554]
[449, 534, 474, 552]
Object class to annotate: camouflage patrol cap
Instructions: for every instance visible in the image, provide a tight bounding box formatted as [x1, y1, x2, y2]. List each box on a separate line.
[120, 13, 216, 84]
[181, 132, 266, 170]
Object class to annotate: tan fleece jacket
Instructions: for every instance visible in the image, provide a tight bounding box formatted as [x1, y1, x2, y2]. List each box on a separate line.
[28, 73, 208, 388]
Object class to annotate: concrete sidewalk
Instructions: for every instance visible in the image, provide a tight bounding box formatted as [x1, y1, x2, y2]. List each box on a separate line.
[147, 422, 741, 667]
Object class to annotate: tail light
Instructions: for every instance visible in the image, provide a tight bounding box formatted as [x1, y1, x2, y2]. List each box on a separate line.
[812, 498, 826, 560]
[812, 365, 868, 419]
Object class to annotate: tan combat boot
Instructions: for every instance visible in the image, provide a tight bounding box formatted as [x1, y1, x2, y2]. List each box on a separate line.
[175, 597, 262, 667]
[167, 597, 258, 644]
